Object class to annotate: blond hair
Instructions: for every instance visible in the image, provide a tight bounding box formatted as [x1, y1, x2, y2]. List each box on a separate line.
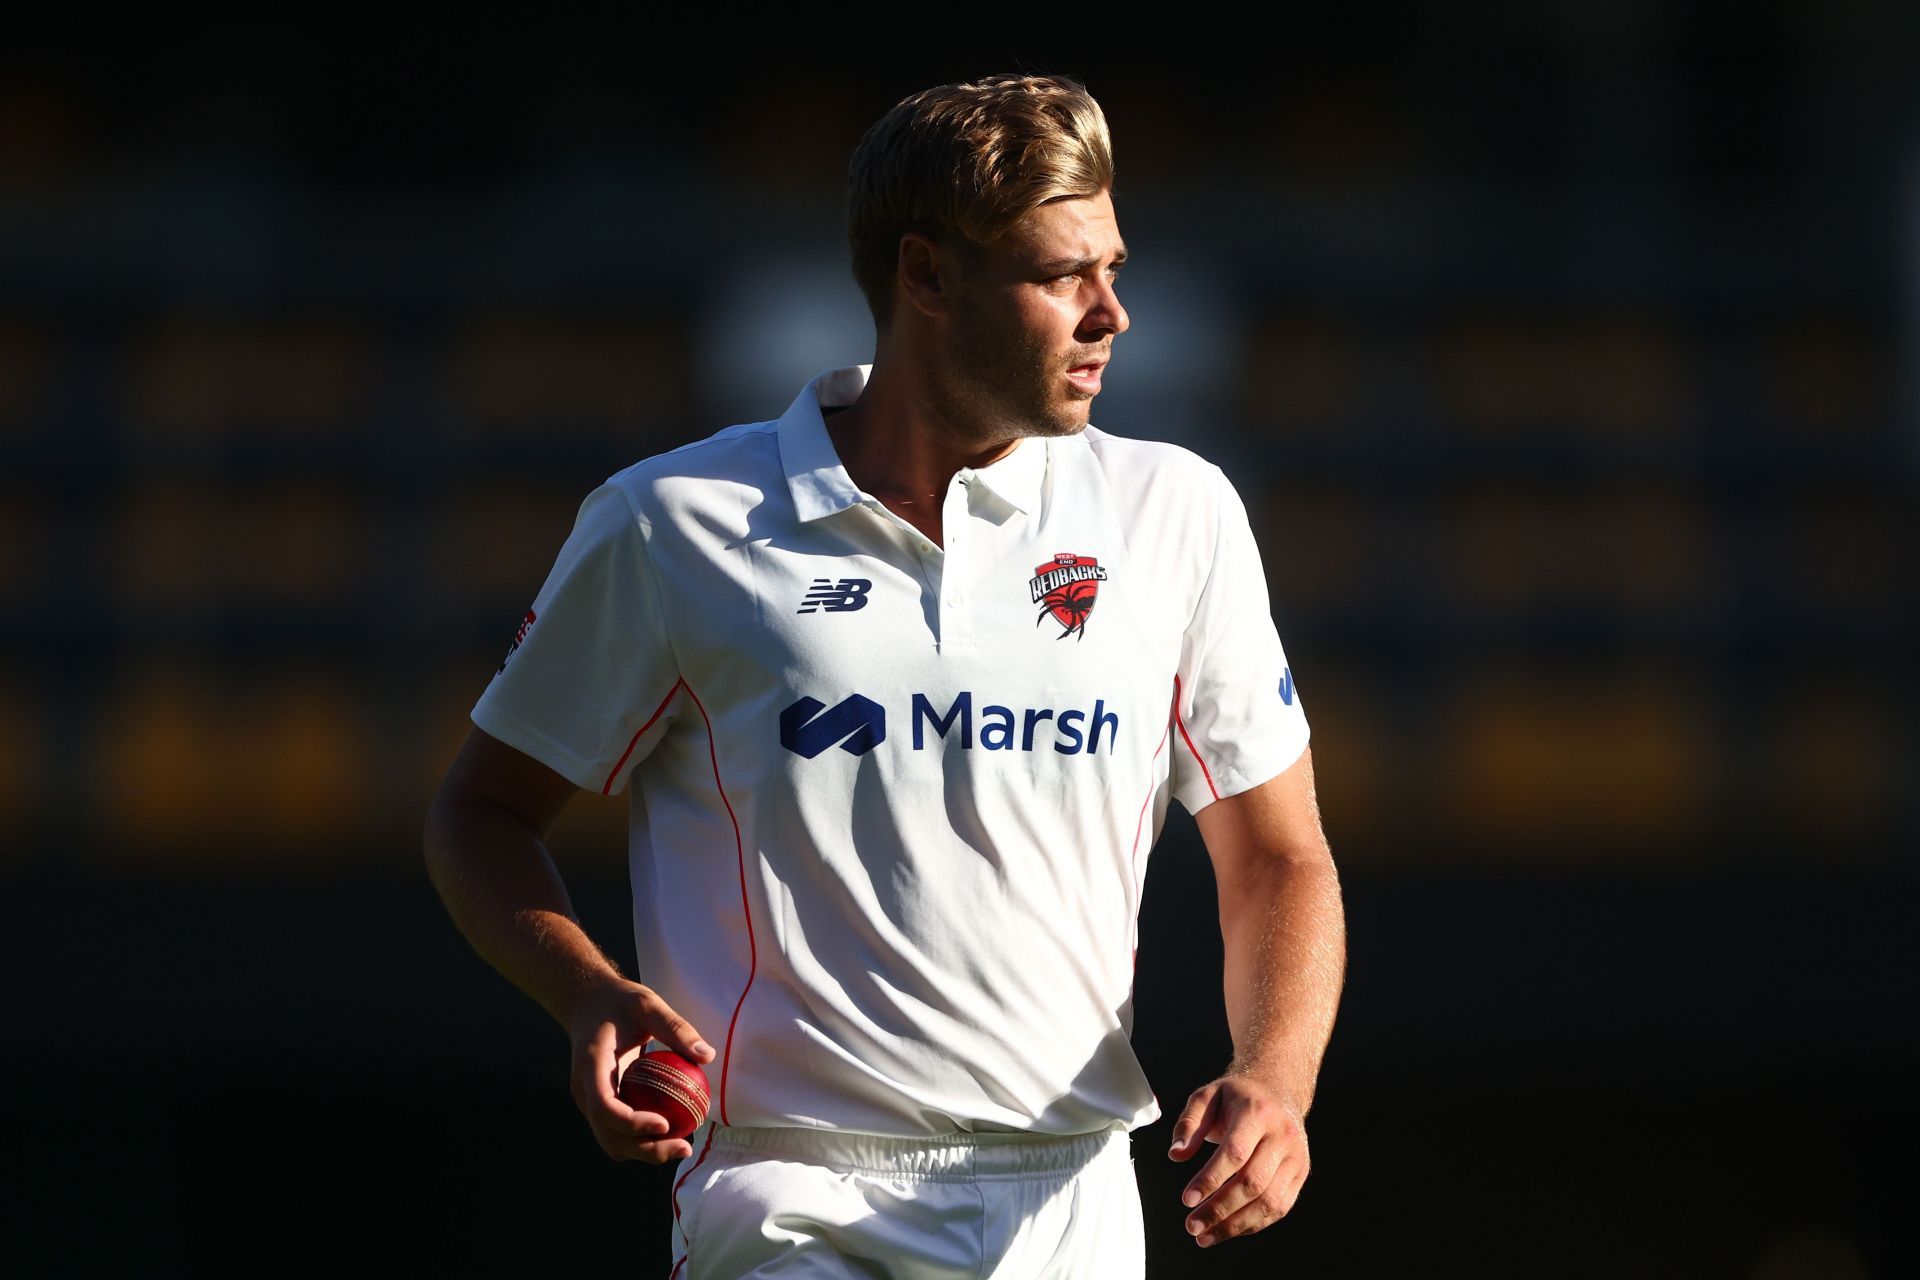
[847, 73, 1115, 331]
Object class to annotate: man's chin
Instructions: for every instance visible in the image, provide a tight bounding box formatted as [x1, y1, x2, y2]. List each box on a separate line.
[980, 384, 1091, 439]
[1027, 416, 1088, 439]
[1019, 396, 1090, 437]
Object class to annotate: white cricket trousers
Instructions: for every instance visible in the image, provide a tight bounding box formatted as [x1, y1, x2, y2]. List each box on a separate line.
[666, 1122, 1145, 1279]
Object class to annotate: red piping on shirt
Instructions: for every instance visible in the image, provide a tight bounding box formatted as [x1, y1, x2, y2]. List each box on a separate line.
[603, 678, 687, 795]
[1171, 674, 1220, 802]
[680, 678, 755, 1126]
[1127, 681, 1179, 954]
[667, 1124, 718, 1279]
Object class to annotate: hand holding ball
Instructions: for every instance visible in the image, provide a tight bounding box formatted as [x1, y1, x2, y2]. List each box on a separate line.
[619, 1048, 712, 1140]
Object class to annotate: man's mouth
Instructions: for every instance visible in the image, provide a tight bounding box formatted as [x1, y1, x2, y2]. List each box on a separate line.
[1066, 360, 1106, 393]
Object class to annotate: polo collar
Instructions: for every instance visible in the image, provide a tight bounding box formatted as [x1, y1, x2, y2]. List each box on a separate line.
[778, 364, 1050, 523]
[963, 424, 1048, 518]
[778, 365, 870, 522]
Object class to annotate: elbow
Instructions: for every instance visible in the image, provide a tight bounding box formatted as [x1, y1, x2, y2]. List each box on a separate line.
[1220, 840, 1338, 897]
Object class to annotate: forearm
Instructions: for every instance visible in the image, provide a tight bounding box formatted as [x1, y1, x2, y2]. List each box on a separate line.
[423, 793, 625, 1030]
[1216, 855, 1346, 1115]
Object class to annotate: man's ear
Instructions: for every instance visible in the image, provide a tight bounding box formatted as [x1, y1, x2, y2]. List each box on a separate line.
[896, 231, 966, 321]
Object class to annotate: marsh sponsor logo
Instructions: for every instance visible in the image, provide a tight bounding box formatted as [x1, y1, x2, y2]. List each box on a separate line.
[780, 691, 1120, 758]
[912, 692, 1119, 755]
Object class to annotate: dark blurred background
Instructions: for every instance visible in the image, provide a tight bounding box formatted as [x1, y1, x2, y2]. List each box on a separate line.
[4, 10, 1916, 1277]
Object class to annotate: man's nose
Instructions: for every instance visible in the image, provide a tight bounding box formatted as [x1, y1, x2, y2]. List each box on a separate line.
[1084, 278, 1128, 337]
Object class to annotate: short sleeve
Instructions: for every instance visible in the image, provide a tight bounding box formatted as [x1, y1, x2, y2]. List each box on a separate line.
[1168, 466, 1311, 815]
[470, 480, 681, 796]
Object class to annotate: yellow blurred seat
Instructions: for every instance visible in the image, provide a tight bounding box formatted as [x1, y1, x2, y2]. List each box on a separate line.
[1439, 670, 1711, 860]
[95, 669, 369, 862]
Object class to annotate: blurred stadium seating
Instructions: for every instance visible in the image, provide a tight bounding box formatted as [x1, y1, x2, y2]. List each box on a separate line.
[1, 24, 1914, 1275]
[0, 188, 1904, 872]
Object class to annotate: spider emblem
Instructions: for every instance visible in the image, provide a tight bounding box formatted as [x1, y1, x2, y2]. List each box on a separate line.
[1028, 553, 1108, 641]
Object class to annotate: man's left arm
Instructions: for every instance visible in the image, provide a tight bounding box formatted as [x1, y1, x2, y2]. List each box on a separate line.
[1169, 745, 1346, 1248]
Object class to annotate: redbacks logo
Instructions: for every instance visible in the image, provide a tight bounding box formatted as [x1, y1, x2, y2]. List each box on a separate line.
[1029, 552, 1107, 641]
[497, 608, 536, 673]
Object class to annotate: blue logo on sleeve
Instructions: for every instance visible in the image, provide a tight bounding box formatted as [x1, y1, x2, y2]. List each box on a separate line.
[1278, 668, 1295, 706]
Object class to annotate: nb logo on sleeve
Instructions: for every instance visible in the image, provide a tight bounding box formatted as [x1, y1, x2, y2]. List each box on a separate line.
[496, 608, 537, 674]
[1279, 667, 1295, 705]
[796, 578, 872, 614]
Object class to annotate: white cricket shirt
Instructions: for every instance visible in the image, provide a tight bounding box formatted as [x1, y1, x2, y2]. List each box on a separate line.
[471, 364, 1310, 1138]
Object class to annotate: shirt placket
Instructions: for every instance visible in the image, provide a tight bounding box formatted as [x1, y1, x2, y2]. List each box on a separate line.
[937, 473, 976, 650]
[854, 475, 974, 651]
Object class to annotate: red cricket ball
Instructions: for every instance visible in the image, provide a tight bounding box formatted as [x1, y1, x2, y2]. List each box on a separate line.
[618, 1048, 712, 1140]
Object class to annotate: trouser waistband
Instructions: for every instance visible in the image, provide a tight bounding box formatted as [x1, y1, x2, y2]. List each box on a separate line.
[699, 1123, 1128, 1182]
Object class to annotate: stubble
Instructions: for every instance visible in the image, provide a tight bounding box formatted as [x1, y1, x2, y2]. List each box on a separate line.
[933, 288, 1089, 447]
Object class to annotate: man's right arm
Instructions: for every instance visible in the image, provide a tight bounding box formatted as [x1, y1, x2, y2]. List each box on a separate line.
[422, 724, 715, 1163]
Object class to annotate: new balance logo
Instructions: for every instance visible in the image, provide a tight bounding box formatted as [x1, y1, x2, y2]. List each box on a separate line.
[780, 695, 887, 758]
[797, 578, 872, 613]
[1279, 667, 1295, 706]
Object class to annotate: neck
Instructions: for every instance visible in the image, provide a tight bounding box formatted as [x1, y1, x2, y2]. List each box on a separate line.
[825, 356, 1019, 502]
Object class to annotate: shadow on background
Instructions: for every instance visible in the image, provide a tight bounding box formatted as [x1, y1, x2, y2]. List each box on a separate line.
[3, 15, 1916, 1278]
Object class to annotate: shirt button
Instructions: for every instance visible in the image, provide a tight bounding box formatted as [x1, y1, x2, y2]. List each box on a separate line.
[946, 593, 962, 606]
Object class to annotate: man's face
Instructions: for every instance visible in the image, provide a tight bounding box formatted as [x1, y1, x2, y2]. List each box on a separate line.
[936, 189, 1130, 440]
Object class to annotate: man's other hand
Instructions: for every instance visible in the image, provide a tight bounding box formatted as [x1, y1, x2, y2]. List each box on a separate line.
[567, 977, 717, 1163]
[1167, 1071, 1310, 1247]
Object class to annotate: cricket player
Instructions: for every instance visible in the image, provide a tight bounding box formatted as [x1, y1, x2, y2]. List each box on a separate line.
[423, 72, 1345, 1277]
